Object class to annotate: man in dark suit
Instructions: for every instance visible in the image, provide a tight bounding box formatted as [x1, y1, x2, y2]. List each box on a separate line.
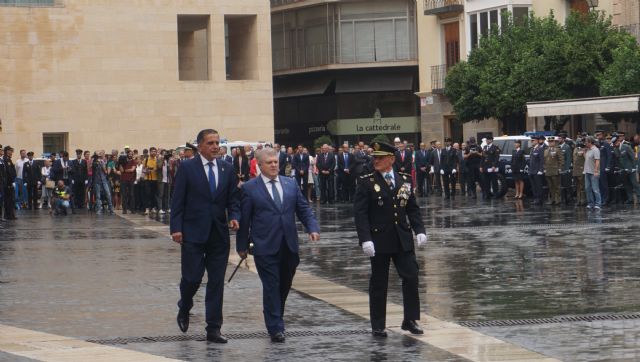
[595, 130, 613, 204]
[315, 144, 335, 203]
[0, 145, 6, 218]
[278, 147, 289, 176]
[480, 135, 500, 200]
[528, 136, 546, 205]
[354, 142, 427, 338]
[429, 141, 443, 195]
[394, 142, 413, 175]
[353, 144, 369, 181]
[237, 148, 320, 343]
[51, 151, 70, 186]
[441, 138, 459, 199]
[69, 149, 88, 209]
[336, 144, 355, 202]
[22, 152, 42, 210]
[170, 129, 240, 344]
[414, 143, 429, 197]
[291, 144, 310, 196]
[219, 146, 233, 164]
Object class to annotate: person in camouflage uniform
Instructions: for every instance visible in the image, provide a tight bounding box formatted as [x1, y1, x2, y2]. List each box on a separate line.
[544, 137, 564, 205]
[572, 138, 587, 206]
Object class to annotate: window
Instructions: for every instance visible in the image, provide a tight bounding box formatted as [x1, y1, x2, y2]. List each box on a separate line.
[177, 15, 210, 81]
[467, 5, 530, 49]
[43, 133, 67, 155]
[225, 15, 258, 80]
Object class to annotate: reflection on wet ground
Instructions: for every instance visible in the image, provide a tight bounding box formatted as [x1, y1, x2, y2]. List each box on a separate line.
[1, 197, 639, 361]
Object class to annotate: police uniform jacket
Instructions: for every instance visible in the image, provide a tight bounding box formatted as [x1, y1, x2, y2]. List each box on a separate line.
[572, 147, 586, 177]
[599, 141, 614, 172]
[543, 146, 564, 176]
[3, 156, 16, 185]
[354, 171, 425, 254]
[22, 160, 41, 185]
[617, 142, 636, 171]
[441, 147, 459, 174]
[481, 144, 500, 170]
[528, 145, 544, 175]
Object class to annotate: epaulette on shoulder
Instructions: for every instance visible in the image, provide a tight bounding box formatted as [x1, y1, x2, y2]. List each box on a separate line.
[360, 172, 374, 179]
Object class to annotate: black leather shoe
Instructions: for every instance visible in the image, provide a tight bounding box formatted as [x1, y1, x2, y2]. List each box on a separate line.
[206, 329, 228, 343]
[401, 320, 424, 335]
[371, 329, 388, 338]
[270, 332, 285, 343]
[177, 309, 189, 333]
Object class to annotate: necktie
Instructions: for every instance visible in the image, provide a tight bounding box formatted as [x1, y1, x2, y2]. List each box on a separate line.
[384, 173, 394, 189]
[344, 154, 348, 167]
[207, 162, 217, 195]
[270, 179, 282, 209]
[401, 151, 405, 162]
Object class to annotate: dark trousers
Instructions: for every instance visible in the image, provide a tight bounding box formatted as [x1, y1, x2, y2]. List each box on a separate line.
[318, 173, 334, 202]
[480, 171, 497, 198]
[134, 182, 144, 210]
[467, 167, 480, 196]
[623, 171, 640, 202]
[560, 173, 572, 203]
[369, 250, 420, 330]
[416, 169, 427, 196]
[459, 171, 467, 195]
[3, 185, 16, 219]
[599, 170, 609, 203]
[26, 183, 39, 209]
[531, 174, 544, 203]
[337, 172, 353, 202]
[432, 171, 442, 194]
[442, 172, 456, 197]
[179, 236, 229, 333]
[121, 181, 134, 212]
[72, 181, 85, 209]
[144, 180, 158, 209]
[254, 243, 300, 334]
[295, 172, 308, 196]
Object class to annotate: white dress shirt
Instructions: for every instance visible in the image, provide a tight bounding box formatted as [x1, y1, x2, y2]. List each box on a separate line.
[261, 174, 283, 202]
[201, 157, 219, 188]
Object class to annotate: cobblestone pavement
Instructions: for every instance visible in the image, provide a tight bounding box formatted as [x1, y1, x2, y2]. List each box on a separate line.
[1, 197, 639, 361]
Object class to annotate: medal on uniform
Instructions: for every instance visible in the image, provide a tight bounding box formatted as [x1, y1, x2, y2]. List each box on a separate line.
[374, 184, 381, 192]
[378, 199, 384, 206]
[400, 200, 407, 207]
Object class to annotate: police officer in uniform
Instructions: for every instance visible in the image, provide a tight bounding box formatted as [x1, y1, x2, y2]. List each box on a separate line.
[572, 138, 587, 206]
[480, 135, 500, 200]
[3, 146, 17, 220]
[354, 142, 428, 338]
[0, 145, 6, 218]
[544, 137, 564, 205]
[558, 133, 573, 204]
[464, 138, 481, 199]
[529, 136, 545, 205]
[613, 133, 640, 204]
[595, 130, 613, 204]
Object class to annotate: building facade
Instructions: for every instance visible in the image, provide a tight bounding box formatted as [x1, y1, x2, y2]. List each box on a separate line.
[417, 0, 615, 144]
[0, 0, 274, 155]
[271, 0, 421, 147]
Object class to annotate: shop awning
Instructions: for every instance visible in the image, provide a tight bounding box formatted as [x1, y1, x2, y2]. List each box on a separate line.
[527, 95, 640, 117]
[273, 77, 332, 99]
[335, 74, 414, 94]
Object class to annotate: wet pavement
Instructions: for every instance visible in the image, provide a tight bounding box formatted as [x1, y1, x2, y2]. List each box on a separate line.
[1, 196, 639, 361]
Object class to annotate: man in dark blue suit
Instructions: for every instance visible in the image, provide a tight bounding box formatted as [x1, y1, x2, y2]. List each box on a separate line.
[219, 146, 233, 164]
[291, 144, 310, 194]
[237, 148, 320, 343]
[170, 129, 240, 344]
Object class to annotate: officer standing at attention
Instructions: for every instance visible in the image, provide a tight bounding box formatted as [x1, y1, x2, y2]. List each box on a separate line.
[595, 130, 613, 205]
[558, 133, 573, 204]
[354, 142, 428, 338]
[573, 138, 587, 206]
[544, 137, 564, 205]
[529, 136, 545, 205]
[480, 135, 500, 200]
[612, 133, 640, 204]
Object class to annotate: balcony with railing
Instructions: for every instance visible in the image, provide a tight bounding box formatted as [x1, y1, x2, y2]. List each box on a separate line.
[431, 64, 448, 93]
[424, 0, 464, 16]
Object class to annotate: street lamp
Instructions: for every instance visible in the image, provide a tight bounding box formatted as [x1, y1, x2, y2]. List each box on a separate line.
[586, 0, 599, 11]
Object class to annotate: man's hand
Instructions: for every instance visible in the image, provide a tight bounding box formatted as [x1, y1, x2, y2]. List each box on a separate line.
[171, 232, 183, 244]
[309, 232, 320, 242]
[238, 250, 248, 259]
[537, 171, 543, 175]
[440, 169, 444, 175]
[417, 233, 428, 248]
[229, 220, 239, 231]
[362, 241, 375, 257]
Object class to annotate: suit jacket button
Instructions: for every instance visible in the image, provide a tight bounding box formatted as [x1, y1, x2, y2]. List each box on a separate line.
[394, 221, 398, 224]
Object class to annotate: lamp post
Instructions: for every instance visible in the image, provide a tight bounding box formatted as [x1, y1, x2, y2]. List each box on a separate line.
[586, 0, 599, 11]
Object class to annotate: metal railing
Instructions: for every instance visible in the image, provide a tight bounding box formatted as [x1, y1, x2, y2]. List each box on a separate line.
[273, 43, 333, 71]
[424, 0, 463, 13]
[271, 0, 306, 7]
[431, 64, 448, 92]
[0, 0, 61, 6]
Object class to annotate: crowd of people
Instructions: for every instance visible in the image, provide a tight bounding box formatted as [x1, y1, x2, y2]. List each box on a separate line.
[0, 129, 639, 220]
